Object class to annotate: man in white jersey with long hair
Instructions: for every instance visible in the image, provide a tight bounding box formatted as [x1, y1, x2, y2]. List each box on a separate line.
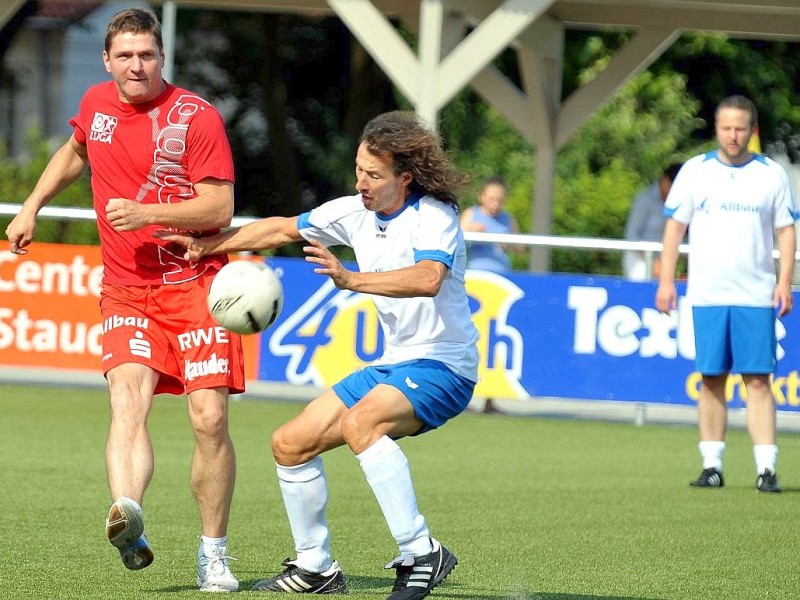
[656, 95, 798, 493]
[158, 110, 479, 599]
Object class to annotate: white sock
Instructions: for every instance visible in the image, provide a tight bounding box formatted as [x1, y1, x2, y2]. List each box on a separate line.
[276, 457, 332, 573]
[699, 441, 725, 471]
[753, 444, 778, 475]
[357, 436, 431, 557]
[201, 535, 227, 556]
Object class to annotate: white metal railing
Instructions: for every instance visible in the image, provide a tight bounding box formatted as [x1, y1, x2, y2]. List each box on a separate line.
[5, 202, 797, 270]
[0, 201, 688, 256]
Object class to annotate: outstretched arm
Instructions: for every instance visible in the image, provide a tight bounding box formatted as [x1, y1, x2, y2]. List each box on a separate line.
[303, 239, 447, 297]
[154, 216, 304, 261]
[6, 135, 88, 254]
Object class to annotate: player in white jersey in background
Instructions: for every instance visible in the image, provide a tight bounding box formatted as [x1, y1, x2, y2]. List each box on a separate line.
[158, 110, 479, 599]
[656, 95, 798, 493]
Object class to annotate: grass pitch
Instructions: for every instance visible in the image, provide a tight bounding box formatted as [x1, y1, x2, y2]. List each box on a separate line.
[2, 383, 799, 599]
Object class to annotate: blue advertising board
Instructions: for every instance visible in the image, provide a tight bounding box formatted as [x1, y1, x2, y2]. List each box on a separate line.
[258, 257, 800, 412]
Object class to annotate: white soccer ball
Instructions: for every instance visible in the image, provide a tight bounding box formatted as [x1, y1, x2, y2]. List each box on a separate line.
[207, 260, 284, 335]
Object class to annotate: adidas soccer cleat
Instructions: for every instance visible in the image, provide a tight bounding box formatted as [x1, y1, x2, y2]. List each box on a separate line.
[252, 559, 347, 594]
[689, 467, 724, 488]
[756, 469, 782, 493]
[197, 543, 239, 592]
[385, 538, 457, 600]
[105, 498, 154, 570]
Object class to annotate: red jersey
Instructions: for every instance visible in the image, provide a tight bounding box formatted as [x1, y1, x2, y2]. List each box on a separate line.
[70, 81, 234, 285]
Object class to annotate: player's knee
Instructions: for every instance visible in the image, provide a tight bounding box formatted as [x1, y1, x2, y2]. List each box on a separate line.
[108, 387, 149, 426]
[339, 410, 361, 444]
[190, 406, 229, 441]
[271, 426, 297, 464]
[340, 409, 377, 453]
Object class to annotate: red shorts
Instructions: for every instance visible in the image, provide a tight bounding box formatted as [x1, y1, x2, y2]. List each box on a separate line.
[100, 275, 246, 396]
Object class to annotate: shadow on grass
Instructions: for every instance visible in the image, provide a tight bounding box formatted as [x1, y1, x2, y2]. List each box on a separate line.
[430, 587, 665, 600]
[197, 576, 664, 599]
[432, 587, 664, 600]
[157, 574, 664, 599]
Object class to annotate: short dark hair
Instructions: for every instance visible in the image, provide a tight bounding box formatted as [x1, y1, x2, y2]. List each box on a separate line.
[105, 8, 163, 53]
[481, 175, 508, 192]
[663, 162, 683, 183]
[715, 95, 758, 127]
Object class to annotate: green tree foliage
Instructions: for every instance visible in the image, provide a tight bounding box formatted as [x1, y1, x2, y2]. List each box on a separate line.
[441, 103, 534, 271]
[655, 34, 800, 150]
[549, 68, 702, 274]
[559, 70, 702, 181]
[0, 130, 96, 245]
[3, 11, 797, 276]
[551, 160, 640, 274]
[174, 10, 394, 224]
[442, 48, 701, 273]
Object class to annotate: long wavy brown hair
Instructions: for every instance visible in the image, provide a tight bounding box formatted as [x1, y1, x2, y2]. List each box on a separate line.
[359, 111, 470, 207]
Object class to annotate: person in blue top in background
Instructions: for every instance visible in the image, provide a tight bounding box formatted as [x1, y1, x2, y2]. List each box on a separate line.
[459, 176, 521, 414]
[460, 175, 522, 273]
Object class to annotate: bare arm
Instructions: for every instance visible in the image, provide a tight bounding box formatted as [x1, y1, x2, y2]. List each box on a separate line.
[154, 215, 304, 260]
[304, 239, 447, 297]
[157, 225, 448, 298]
[655, 218, 688, 313]
[106, 178, 234, 232]
[774, 224, 796, 317]
[459, 207, 485, 232]
[6, 135, 88, 254]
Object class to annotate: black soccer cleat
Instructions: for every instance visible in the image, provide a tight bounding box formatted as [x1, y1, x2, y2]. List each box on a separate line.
[251, 558, 347, 594]
[756, 469, 782, 493]
[385, 538, 457, 600]
[690, 467, 724, 488]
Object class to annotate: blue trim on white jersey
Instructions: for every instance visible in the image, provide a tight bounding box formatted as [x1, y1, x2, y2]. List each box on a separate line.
[665, 149, 799, 307]
[704, 150, 764, 169]
[297, 212, 312, 229]
[294, 192, 479, 380]
[379, 202, 412, 221]
[377, 193, 425, 222]
[414, 248, 454, 268]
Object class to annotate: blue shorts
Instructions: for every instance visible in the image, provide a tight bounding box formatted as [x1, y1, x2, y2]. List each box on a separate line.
[692, 306, 777, 375]
[332, 359, 476, 435]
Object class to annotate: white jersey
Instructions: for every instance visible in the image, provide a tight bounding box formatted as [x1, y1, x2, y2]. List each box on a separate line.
[664, 151, 798, 306]
[297, 193, 479, 381]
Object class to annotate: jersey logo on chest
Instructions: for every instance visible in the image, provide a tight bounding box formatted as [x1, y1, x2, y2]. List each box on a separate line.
[89, 112, 118, 144]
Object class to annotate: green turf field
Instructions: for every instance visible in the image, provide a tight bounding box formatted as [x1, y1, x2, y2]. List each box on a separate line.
[2, 383, 799, 599]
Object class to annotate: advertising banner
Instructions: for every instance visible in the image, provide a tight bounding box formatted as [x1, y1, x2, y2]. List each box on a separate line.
[0, 242, 261, 376]
[260, 257, 800, 412]
[3, 244, 799, 413]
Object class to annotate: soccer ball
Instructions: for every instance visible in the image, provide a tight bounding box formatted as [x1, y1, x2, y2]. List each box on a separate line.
[207, 260, 284, 335]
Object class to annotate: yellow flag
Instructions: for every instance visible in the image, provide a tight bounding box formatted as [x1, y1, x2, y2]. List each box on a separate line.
[748, 127, 762, 153]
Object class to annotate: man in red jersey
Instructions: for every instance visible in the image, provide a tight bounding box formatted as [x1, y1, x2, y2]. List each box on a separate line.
[6, 8, 243, 592]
